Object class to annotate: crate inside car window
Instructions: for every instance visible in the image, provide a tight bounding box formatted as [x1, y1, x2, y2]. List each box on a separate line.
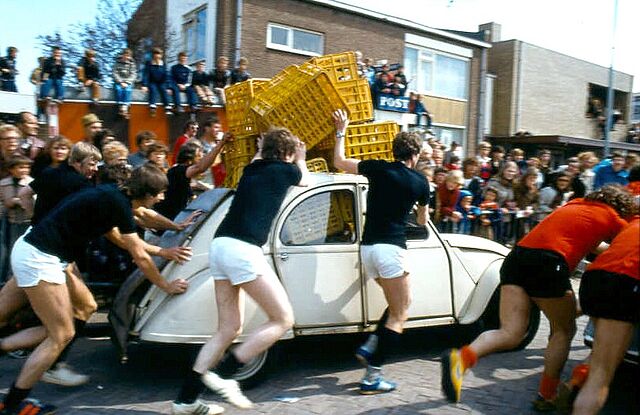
[310, 51, 359, 83]
[315, 121, 398, 160]
[306, 157, 329, 173]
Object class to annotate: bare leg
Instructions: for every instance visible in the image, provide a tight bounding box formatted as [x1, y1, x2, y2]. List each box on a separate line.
[0, 277, 28, 327]
[1, 327, 46, 352]
[231, 272, 294, 364]
[376, 273, 411, 333]
[470, 284, 531, 357]
[573, 318, 633, 415]
[192, 280, 243, 374]
[531, 291, 577, 379]
[65, 264, 97, 321]
[15, 282, 74, 388]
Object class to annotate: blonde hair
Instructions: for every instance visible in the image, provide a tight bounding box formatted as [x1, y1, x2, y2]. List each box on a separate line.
[445, 170, 464, 186]
[69, 142, 102, 164]
[0, 124, 19, 139]
[102, 141, 129, 165]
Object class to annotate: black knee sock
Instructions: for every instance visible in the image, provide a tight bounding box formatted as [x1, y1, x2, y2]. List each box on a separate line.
[3, 383, 31, 410]
[54, 318, 87, 367]
[216, 350, 242, 379]
[375, 308, 390, 335]
[176, 370, 205, 404]
[370, 326, 401, 367]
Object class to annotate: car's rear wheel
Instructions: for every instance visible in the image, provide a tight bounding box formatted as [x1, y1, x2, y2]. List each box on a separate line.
[230, 345, 275, 389]
[477, 289, 541, 351]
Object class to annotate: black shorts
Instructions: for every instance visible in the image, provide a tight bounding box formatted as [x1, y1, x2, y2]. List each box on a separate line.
[500, 246, 571, 298]
[580, 270, 640, 323]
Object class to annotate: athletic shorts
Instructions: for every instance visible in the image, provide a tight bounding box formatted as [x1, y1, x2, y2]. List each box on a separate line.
[209, 237, 274, 286]
[11, 234, 67, 288]
[580, 270, 640, 323]
[361, 244, 407, 279]
[500, 246, 571, 298]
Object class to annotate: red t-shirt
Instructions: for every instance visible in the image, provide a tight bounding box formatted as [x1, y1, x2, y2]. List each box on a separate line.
[518, 199, 628, 270]
[171, 134, 189, 165]
[587, 217, 639, 280]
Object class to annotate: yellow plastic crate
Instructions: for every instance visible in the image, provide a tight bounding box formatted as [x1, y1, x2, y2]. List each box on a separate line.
[225, 135, 257, 162]
[335, 78, 373, 124]
[224, 79, 269, 137]
[222, 156, 251, 188]
[310, 51, 359, 83]
[332, 121, 399, 161]
[306, 157, 328, 173]
[250, 67, 349, 149]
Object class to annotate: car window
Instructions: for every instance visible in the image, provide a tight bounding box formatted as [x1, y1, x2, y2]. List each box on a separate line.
[280, 190, 356, 246]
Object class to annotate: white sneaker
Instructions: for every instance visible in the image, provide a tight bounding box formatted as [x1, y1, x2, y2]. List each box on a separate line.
[202, 371, 253, 409]
[172, 400, 224, 414]
[41, 363, 89, 386]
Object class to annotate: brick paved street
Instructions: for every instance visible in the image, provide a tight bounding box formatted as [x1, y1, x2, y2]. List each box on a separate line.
[2, 312, 638, 414]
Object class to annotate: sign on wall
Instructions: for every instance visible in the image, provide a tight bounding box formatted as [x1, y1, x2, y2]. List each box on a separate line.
[377, 94, 410, 112]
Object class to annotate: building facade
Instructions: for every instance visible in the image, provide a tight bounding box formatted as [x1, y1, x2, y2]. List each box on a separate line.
[128, 0, 492, 155]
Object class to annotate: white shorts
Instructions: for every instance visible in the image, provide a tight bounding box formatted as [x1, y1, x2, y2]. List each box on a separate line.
[361, 244, 407, 279]
[209, 237, 274, 286]
[11, 234, 67, 288]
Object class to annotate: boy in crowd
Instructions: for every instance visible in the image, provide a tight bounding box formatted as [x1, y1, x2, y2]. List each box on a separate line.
[191, 61, 216, 106]
[113, 48, 137, 118]
[128, 130, 157, 169]
[172, 127, 309, 414]
[229, 57, 251, 85]
[333, 109, 429, 394]
[210, 56, 230, 104]
[141, 48, 172, 116]
[40, 47, 66, 103]
[0, 47, 19, 92]
[169, 52, 199, 113]
[77, 49, 101, 104]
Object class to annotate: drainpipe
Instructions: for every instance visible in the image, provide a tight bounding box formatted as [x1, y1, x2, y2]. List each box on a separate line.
[514, 40, 523, 135]
[235, 0, 243, 65]
[476, 47, 488, 145]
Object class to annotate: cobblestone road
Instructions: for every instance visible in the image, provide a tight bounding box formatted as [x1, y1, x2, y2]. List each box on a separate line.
[2, 313, 638, 414]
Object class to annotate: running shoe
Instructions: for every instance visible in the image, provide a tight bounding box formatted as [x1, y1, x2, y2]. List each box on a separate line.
[554, 382, 579, 413]
[42, 363, 89, 387]
[0, 399, 57, 414]
[359, 376, 397, 395]
[441, 348, 464, 403]
[202, 371, 253, 409]
[532, 394, 557, 412]
[171, 400, 224, 415]
[7, 349, 30, 359]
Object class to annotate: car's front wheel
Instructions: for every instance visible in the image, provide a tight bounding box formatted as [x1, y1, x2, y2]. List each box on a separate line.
[476, 289, 541, 351]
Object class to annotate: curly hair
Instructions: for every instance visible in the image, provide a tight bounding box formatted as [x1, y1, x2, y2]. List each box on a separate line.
[101, 141, 129, 166]
[261, 128, 298, 161]
[392, 131, 421, 161]
[585, 184, 636, 218]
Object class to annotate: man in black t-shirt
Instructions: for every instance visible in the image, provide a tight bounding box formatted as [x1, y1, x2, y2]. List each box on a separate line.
[333, 109, 429, 395]
[172, 128, 309, 415]
[1, 165, 189, 414]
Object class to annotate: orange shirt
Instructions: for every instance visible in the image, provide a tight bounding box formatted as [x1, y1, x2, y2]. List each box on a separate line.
[518, 199, 628, 270]
[587, 218, 639, 280]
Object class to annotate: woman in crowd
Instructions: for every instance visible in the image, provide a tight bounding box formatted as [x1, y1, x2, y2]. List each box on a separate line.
[513, 167, 540, 241]
[538, 172, 572, 221]
[577, 151, 599, 194]
[30, 135, 72, 179]
[486, 161, 518, 244]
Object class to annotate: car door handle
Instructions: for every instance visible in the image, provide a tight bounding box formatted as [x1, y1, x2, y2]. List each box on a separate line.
[278, 253, 289, 261]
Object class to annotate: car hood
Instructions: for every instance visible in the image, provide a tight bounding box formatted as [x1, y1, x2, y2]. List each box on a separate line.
[441, 233, 510, 256]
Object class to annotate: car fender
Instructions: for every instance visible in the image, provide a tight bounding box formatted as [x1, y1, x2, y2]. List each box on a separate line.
[456, 258, 503, 324]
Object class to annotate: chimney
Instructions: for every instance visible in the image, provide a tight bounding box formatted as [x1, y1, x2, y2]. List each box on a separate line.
[479, 22, 501, 43]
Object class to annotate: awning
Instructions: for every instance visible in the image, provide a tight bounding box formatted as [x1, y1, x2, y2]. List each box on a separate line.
[487, 135, 640, 153]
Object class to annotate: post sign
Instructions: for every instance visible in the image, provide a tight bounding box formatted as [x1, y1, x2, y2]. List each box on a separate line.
[377, 94, 409, 112]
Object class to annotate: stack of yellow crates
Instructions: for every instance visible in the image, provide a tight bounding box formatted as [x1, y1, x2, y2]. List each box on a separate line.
[222, 51, 398, 188]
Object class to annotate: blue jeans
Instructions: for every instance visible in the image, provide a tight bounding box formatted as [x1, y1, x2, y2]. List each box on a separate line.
[114, 83, 132, 106]
[1, 80, 17, 92]
[168, 83, 198, 107]
[148, 82, 170, 107]
[40, 79, 64, 100]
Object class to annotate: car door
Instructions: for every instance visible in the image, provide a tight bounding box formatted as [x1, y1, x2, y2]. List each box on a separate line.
[360, 185, 454, 326]
[273, 185, 364, 329]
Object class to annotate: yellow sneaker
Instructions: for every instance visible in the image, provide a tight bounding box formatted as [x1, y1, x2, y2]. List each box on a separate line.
[440, 348, 464, 403]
